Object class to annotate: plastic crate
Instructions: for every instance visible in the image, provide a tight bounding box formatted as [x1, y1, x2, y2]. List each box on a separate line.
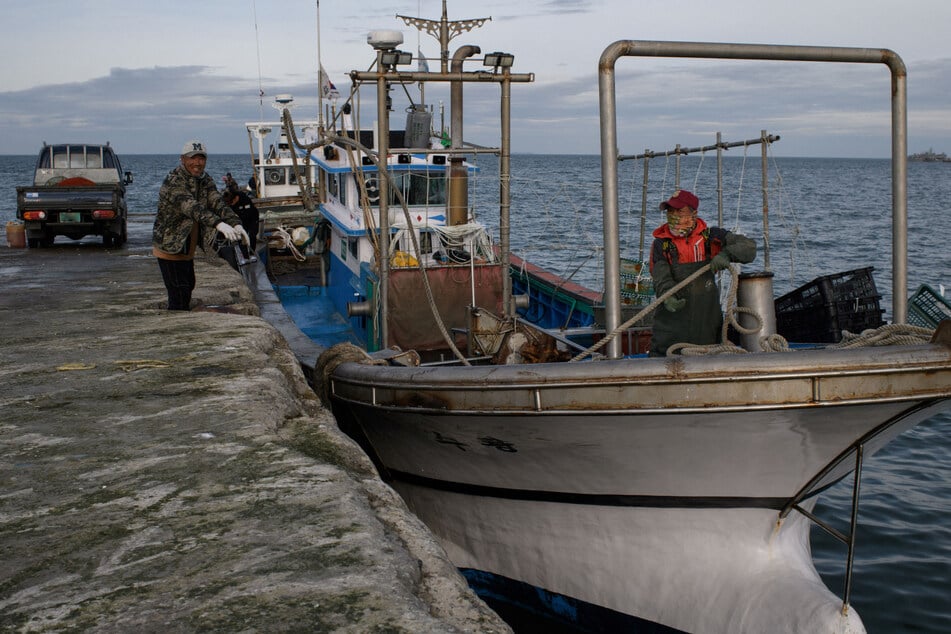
[775, 267, 885, 343]
[619, 257, 655, 308]
[908, 284, 951, 329]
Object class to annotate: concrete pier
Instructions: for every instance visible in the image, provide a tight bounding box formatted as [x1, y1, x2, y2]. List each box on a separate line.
[0, 225, 510, 633]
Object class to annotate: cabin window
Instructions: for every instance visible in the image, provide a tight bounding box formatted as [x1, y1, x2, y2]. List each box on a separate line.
[386, 171, 447, 206]
[51, 147, 69, 168]
[396, 229, 433, 255]
[338, 174, 347, 205]
[68, 145, 87, 168]
[339, 236, 358, 262]
[43, 145, 111, 169]
[421, 172, 447, 205]
[419, 230, 434, 255]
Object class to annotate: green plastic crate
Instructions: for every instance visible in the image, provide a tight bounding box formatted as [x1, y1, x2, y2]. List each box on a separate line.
[908, 284, 951, 329]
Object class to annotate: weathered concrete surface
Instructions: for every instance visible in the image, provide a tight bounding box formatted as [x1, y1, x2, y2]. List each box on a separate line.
[0, 233, 510, 633]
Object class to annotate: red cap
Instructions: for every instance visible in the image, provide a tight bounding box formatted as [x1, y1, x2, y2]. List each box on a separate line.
[659, 189, 699, 211]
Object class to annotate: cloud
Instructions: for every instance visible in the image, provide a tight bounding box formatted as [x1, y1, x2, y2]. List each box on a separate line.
[0, 66, 292, 154]
[1, 52, 950, 158]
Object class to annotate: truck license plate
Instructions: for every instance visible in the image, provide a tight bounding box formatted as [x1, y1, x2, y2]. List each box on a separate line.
[59, 212, 81, 223]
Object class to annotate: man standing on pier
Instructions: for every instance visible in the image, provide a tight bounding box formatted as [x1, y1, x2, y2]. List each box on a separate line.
[152, 140, 249, 310]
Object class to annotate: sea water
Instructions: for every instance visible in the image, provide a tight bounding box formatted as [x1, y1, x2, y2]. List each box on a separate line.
[2, 152, 949, 632]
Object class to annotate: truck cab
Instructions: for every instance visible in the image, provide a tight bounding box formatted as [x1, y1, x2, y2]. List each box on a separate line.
[17, 143, 133, 248]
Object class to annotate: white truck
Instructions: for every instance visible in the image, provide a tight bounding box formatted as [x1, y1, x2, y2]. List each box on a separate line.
[16, 143, 133, 248]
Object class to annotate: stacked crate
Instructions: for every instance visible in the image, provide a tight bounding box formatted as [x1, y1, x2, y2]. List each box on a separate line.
[775, 267, 885, 343]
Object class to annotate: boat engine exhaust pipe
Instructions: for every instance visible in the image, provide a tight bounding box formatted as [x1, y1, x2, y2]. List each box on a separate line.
[449, 45, 481, 226]
[736, 271, 777, 351]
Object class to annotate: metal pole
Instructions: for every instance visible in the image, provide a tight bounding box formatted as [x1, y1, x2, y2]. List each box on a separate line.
[598, 40, 908, 336]
[639, 155, 649, 262]
[891, 61, 908, 323]
[622, 134, 780, 161]
[376, 53, 390, 348]
[716, 131, 724, 227]
[500, 69, 513, 316]
[674, 144, 681, 189]
[761, 130, 771, 271]
[842, 444, 864, 614]
[598, 52, 622, 359]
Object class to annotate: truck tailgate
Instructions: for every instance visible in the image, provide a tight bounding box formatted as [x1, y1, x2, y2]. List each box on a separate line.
[17, 186, 120, 209]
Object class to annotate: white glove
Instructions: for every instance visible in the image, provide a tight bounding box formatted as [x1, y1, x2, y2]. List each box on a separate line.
[216, 222, 239, 242]
[234, 225, 251, 246]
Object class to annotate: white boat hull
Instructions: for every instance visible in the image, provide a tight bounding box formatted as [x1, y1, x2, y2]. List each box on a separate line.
[396, 485, 865, 634]
[328, 341, 951, 632]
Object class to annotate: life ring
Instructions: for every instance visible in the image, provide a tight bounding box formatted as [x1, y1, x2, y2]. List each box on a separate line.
[364, 177, 380, 203]
[265, 168, 283, 185]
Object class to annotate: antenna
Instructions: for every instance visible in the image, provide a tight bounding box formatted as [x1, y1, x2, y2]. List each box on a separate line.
[397, 0, 490, 73]
[252, 0, 265, 120]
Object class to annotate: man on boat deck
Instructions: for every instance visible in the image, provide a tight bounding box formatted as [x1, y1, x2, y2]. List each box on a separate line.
[153, 140, 249, 310]
[648, 189, 756, 356]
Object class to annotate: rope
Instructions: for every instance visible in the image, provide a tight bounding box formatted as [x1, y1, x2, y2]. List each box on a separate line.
[732, 144, 747, 231]
[668, 342, 747, 356]
[268, 227, 307, 262]
[760, 333, 791, 352]
[313, 342, 387, 407]
[692, 149, 705, 193]
[830, 323, 935, 348]
[721, 265, 762, 341]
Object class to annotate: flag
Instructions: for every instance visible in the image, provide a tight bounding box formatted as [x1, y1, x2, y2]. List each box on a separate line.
[417, 48, 429, 73]
[319, 64, 339, 100]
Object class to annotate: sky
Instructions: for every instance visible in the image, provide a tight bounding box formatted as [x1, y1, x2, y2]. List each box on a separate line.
[2, 0, 951, 158]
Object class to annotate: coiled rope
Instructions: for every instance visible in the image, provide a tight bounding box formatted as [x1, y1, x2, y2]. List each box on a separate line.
[830, 323, 935, 348]
[313, 342, 388, 407]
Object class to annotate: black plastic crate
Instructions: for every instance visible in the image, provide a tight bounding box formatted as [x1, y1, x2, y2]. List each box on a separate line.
[775, 267, 885, 343]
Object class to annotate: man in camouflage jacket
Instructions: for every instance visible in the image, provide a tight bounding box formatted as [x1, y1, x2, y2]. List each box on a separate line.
[152, 140, 247, 310]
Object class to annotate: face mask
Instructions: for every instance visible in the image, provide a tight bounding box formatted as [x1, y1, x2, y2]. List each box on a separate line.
[667, 210, 695, 236]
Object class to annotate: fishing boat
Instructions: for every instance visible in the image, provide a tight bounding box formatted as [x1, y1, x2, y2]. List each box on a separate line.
[246, 5, 951, 633]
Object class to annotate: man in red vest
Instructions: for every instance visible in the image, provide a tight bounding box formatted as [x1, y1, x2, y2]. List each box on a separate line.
[648, 189, 756, 356]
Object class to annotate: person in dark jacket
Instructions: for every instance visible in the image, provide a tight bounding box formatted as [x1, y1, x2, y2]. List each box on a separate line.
[648, 189, 756, 356]
[221, 185, 259, 250]
[152, 140, 248, 310]
[216, 185, 261, 270]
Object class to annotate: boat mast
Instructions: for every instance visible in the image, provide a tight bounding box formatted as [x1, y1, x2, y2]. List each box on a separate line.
[395, 2, 525, 316]
[397, 0, 491, 74]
